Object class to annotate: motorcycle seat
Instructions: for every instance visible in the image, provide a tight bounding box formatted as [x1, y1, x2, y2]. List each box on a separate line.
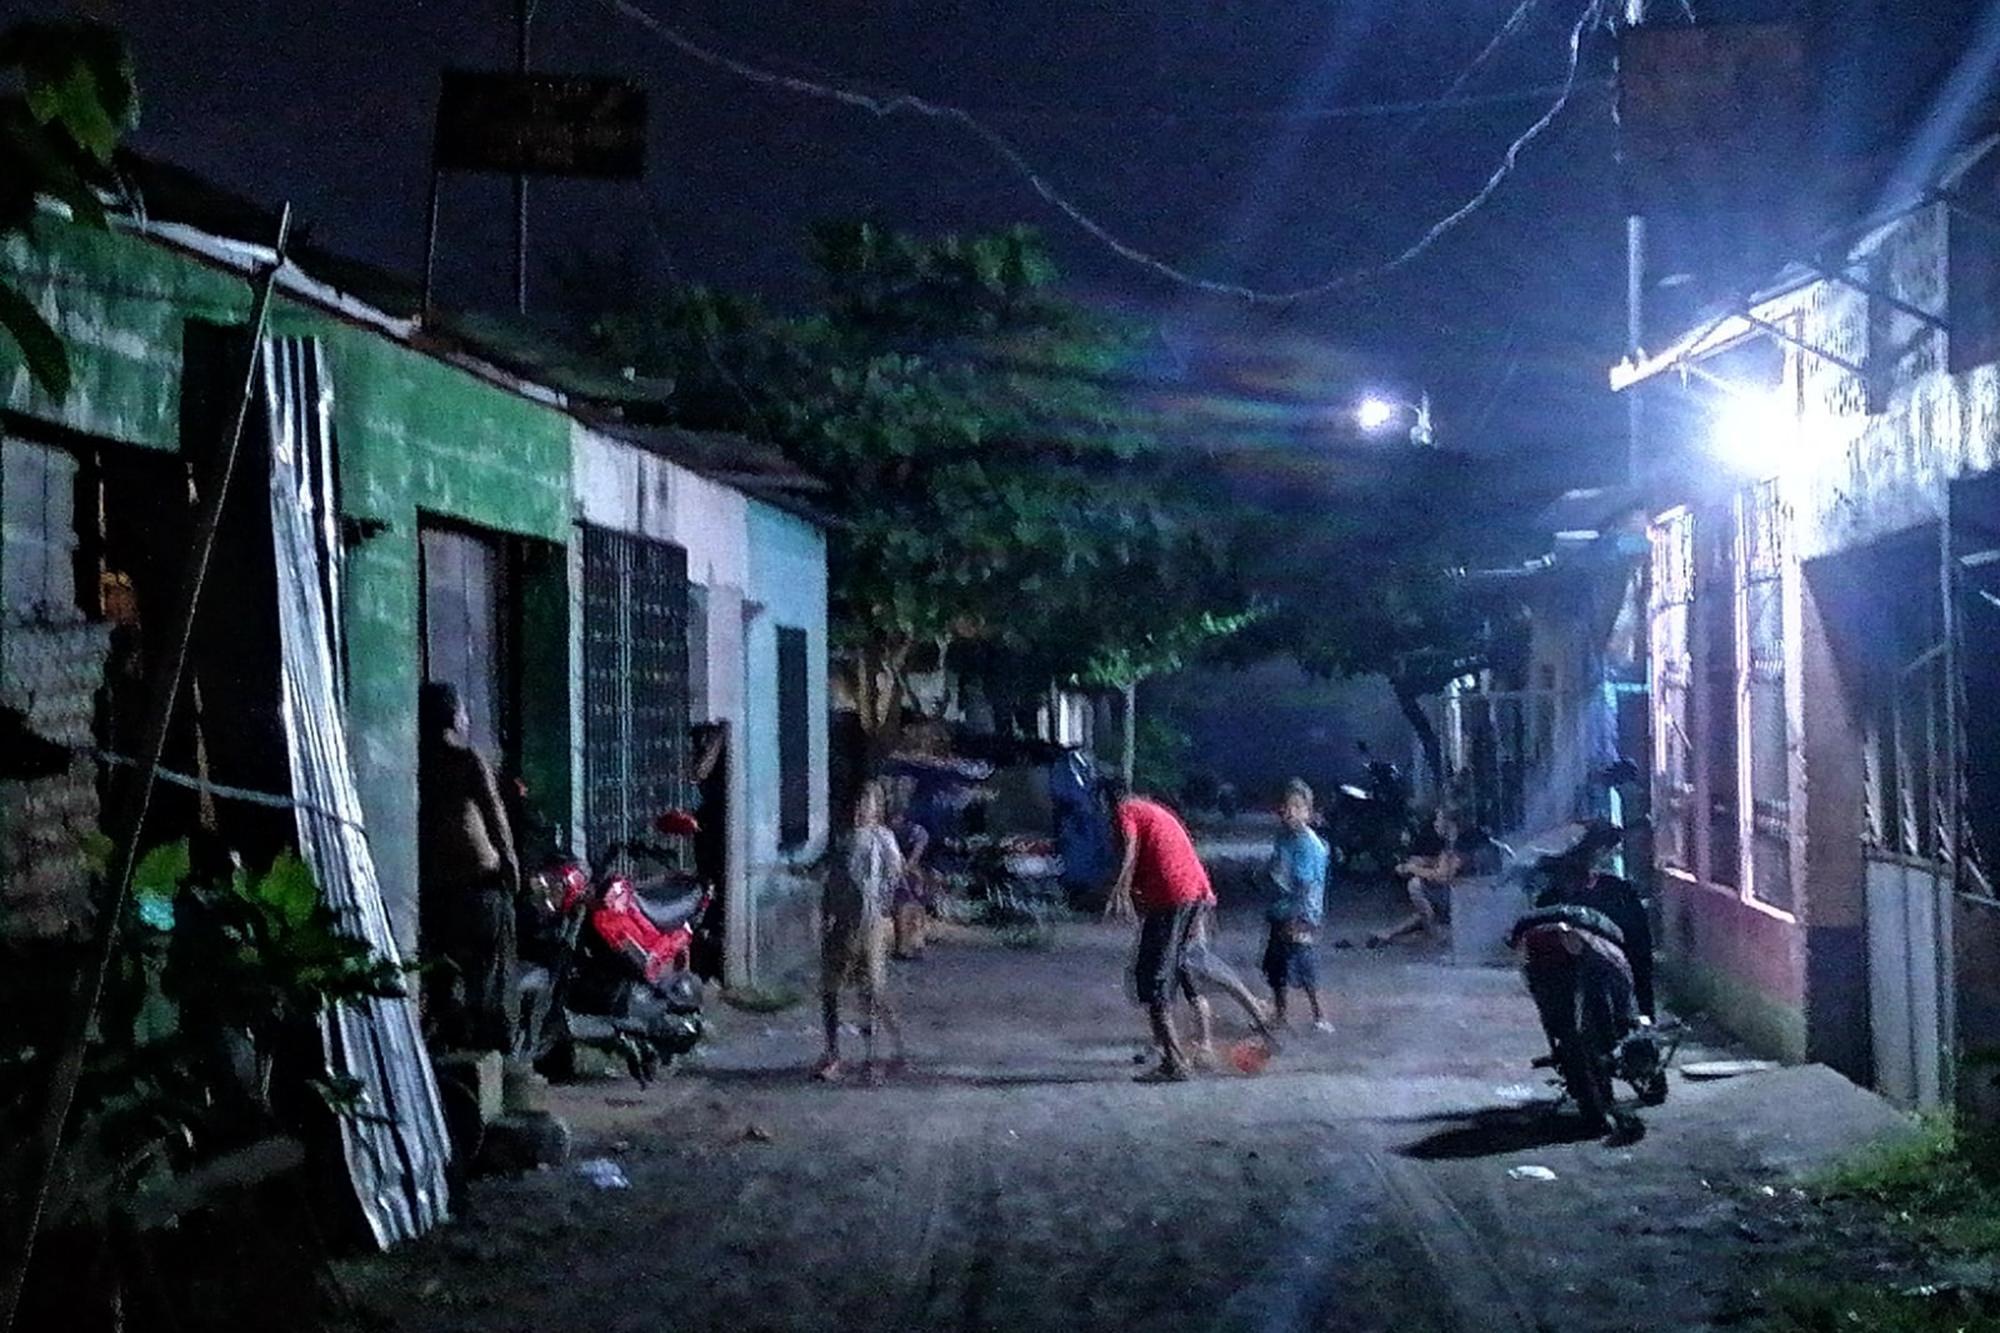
[1509, 903, 1626, 951]
[634, 886, 704, 932]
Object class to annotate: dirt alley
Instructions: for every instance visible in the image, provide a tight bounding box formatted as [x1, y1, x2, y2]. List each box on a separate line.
[341, 869, 1911, 1333]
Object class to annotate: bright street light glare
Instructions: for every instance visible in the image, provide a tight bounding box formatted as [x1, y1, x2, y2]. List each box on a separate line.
[1710, 392, 1795, 478]
[1356, 396, 1397, 431]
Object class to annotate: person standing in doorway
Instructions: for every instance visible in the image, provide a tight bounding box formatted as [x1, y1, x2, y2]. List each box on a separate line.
[1105, 779, 1275, 1082]
[816, 780, 907, 1083]
[419, 681, 522, 1053]
[1263, 779, 1332, 1033]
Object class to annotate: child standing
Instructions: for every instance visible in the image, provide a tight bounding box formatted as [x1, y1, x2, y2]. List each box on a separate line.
[1263, 779, 1332, 1033]
[816, 781, 907, 1083]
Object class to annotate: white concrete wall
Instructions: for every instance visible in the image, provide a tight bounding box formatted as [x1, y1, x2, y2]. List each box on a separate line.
[570, 423, 756, 982]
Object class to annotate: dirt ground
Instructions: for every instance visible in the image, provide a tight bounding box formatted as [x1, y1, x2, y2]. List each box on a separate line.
[338, 868, 1912, 1333]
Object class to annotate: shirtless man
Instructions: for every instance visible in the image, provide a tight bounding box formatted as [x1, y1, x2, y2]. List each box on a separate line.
[419, 681, 521, 1052]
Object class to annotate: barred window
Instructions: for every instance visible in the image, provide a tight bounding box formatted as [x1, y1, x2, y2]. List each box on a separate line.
[1650, 508, 1696, 872]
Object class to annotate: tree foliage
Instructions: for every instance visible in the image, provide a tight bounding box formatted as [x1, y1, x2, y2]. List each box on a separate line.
[0, 19, 138, 399]
[588, 221, 1250, 731]
[1218, 465, 1513, 784]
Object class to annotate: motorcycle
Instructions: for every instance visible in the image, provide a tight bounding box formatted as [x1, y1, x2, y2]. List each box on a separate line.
[1507, 820, 1680, 1132]
[517, 810, 721, 1087]
[1330, 744, 1414, 876]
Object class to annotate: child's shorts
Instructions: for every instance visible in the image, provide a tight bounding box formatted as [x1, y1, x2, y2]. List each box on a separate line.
[1262, 925, 1319, 991]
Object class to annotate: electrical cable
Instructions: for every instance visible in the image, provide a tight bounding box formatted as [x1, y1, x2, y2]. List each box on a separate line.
[589, 0, 1608, 304]
[973, 78, 1599, 124]
[1391, 0, 1547, 153]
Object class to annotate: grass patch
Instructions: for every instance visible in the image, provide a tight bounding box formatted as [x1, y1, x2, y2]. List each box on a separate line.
[1813, 1116, 2000, 1254]
[1746, 1116, 2000, 1331]
[721, 983, 805, 1014]
[1753, 1274, 2000, 1332]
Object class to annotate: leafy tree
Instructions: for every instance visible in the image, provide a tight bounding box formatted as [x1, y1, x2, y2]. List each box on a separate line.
[0, 19, 138, 399]
[1219, 457, 1518, 789]
[588, 222, 1251, 762]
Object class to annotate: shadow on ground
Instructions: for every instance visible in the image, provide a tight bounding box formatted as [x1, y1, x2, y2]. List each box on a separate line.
[1391, 1103, 1613, 1160]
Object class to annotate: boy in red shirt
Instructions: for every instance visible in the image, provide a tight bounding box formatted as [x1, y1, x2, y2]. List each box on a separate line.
[1106, 780, 1275, 1081]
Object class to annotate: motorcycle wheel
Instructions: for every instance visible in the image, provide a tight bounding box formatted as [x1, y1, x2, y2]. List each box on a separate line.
[1561, 991, 1618, 1131]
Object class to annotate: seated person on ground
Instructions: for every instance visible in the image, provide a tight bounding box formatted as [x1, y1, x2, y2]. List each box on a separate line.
[1370, 807, 1463, 947]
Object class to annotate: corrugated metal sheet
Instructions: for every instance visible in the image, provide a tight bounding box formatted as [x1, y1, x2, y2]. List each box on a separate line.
[264, 337, 452, 1246]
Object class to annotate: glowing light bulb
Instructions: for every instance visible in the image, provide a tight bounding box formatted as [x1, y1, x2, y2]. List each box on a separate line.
[1711, 392, 1796, 478]
[1355, 396, 1397, 432]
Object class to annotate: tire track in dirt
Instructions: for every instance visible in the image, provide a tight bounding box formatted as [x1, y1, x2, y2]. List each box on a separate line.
[1361, 1148, 1545, 1333]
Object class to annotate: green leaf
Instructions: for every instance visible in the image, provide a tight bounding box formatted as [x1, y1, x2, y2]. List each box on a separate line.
[3, 20, 138, 164]
[131, 841, 190, 904]
[251, 852, 319, 929]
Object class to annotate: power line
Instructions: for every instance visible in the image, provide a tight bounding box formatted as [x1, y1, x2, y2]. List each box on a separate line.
[969, 78, 1603, 125]
[1392, 0, 1548, 153]
[589, 0, 1607, 304]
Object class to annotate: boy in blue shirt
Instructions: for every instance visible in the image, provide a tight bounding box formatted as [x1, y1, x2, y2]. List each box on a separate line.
[1263, 779, 1332, 1033]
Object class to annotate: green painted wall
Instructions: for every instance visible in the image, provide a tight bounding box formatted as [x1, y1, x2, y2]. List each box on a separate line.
[3, 216, 575, 952]
[2, 218, 248, 447]
[303, 320, 573, 951]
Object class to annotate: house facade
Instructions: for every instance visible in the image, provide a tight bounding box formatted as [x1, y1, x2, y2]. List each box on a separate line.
[1618, 138, 2000, 1112]
[0, 180, 830, 994]
[569, 421, 830, 988]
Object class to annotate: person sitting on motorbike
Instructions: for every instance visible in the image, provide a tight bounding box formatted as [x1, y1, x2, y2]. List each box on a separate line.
[1528, 819, 1655, 1021]
[1369, 807, 1463, 948]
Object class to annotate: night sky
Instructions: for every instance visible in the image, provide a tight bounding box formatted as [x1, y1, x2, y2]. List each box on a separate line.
[16, 2, 1691, 477]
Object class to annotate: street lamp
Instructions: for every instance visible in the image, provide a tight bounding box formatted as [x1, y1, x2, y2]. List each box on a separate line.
[1355, 391, 1435, 447]
[1703, 384, 1796, 479]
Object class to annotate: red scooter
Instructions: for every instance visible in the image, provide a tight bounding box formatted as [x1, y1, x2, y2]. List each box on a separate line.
[519, 811, 720, 1086]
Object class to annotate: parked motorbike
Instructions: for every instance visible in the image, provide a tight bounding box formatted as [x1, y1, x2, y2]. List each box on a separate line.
[1507, 821, 1680, 1132]
[518, 810, 720, 1087]
[1330, 744, 1414, 876]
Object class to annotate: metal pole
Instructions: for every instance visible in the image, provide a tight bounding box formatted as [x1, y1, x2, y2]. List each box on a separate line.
[422, 166, 442, 314]
[0, 209, 293, 1333]
[515, 0, 531, 315]
[1624, 0, 1648, 489]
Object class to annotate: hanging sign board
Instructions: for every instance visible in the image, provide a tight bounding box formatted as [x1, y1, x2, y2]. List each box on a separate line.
[434, 71, 647, 179]
[1619, 23, 1807, 215]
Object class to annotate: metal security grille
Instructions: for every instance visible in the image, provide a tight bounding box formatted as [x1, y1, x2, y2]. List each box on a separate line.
[1700, 511, 1742, 888]
[1650, 508, 1696, 871]
[1743, 480, 1793, 910]
[581, 525, 690, 867]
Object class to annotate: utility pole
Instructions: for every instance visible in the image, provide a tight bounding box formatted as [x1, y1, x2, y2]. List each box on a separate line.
[514, 0, 531, 314]
[1624, 0, 1647, 489]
